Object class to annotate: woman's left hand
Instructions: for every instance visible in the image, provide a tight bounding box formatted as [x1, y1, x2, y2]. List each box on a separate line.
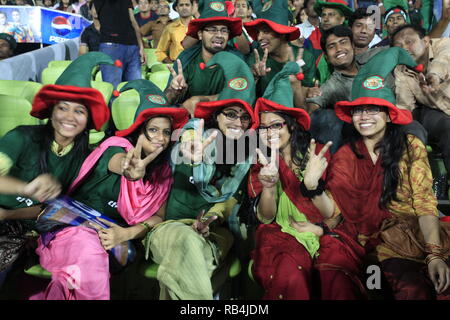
[95, 218, 129, 251]
[427, 258, 450, 294]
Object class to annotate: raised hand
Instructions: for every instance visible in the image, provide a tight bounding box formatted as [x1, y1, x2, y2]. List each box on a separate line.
[122, 135, 164, 181]
[179, 119, 218, 164]
[22, 173, 62, 203]
[307, 80, 321, 98]
[192, 209, 218, 238]
[252, 48, 271, 78]
[255, 147, 279, 189]
[167, 59, 188, 92]
[303, 139, 332, 190]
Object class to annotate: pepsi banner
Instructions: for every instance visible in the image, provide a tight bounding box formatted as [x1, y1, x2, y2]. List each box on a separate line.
[0, 6, 90, 44]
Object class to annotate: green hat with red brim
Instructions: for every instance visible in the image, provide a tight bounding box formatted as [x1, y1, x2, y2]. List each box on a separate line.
[334, 47, 423, 125]
[314, 0, 353, 18]
[115, 80, 189, 137]
[187, 0, 242, 39]
[194, 51, 257, 129]
[31, 52, 119, 131]
[244, 0, 300, 41]
[255, 61, 311, 130]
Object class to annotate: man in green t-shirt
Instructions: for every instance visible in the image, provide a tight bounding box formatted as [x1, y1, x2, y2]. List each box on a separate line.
[164, 0, 244, 115]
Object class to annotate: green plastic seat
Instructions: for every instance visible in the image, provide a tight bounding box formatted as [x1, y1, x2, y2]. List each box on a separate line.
[111, 90, 139, 130]
[116, 81, 128, 91]
[41, 66, 67, 85]
[248, 259, 255, 282]
[0, 94, 40, 137]
[148, 71, 170, 91]
[91, 80, 114, 105]
[145, 48, 160, 69]
[151, 63, 168, 73]
[0, 80, 43, 105]
[48, 60, 72, 69]
[24, 264, 52, 279]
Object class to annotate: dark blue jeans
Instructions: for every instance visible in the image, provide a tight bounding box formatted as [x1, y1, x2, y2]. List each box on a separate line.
[99, 42, 142, 89]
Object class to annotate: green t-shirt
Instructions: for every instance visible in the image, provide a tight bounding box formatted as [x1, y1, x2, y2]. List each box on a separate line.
[246, 44, 317, 98]
[70, 146, 126, 225]
[0, 126, 84, 209]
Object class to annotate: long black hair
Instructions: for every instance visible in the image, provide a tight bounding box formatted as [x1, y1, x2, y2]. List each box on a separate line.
[263, 111, 311, 170]
[125, 116, 173, 181]
[344, 121, 409, 209]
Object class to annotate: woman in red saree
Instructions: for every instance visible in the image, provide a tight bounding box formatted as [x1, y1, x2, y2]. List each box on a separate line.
[248, 62, 367, 300]
[330, 47, 450, 299]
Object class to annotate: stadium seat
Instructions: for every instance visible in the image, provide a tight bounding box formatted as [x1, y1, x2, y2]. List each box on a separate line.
[151, 63, 169, 73]
[24, 264, 51, 279]
[0, 95, 40, 137]
[40, 66, 66, 85]
[145, 48, 161, 69]
[148, 71, 170, 91]
[111, 89, 139, 130]
[48, 60, 72, 69]
[0, 80, 43, 105]
[91, 80, 114, 105]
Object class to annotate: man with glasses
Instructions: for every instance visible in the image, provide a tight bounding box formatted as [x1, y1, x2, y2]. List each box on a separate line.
[165, 0, 243, 115]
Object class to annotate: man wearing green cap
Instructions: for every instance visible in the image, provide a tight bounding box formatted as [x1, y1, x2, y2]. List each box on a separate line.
[244, 0, 316, 107]
[165, 0, 244, 114]
[0, 33, 16, 60]
[392, 23, 450, 184]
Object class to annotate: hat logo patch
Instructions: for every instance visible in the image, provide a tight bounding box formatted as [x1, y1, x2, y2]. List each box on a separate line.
[228, 77, 248, 91]
[209, 1, 225, 12]
[146, 94, 168, 105]
[363, 76, 384, 90]
[261, 0, 272, 11]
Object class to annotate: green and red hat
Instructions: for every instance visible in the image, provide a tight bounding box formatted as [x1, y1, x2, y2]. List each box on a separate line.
[116, 79, 189, 137]
[244, 0, 300, 41]
[334, 47, 423, 125]
[255, 61, 311, 130]
[187, 0, 242, 39]
[194, 51, 257, 129]
[384, 5, 409, 24]
[314, 0, 353, 18]
[31, 52, 118, 131]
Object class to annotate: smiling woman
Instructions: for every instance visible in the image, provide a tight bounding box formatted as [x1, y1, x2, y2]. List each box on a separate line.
[0, 52, 113, 288]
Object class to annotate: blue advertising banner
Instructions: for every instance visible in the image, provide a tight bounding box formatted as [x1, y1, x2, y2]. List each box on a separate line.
[0, 5, 91, 45]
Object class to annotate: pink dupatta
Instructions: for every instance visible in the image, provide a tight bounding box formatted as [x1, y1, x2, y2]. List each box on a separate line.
[68, 136, 173, 225]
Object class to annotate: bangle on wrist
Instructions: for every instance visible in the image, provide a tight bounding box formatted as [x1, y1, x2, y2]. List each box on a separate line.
[139, 222, 152, 232]
[300, 179, 325, 198]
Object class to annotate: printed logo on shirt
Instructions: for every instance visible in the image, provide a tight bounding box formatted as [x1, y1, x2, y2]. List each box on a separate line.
[228, 77, 248, 91]
[16, 197, 34, 207]
[362, 75, 384, 90]
[261, 0, 272, 12]
[146, 94, 168, 105]
[108, 201, 118, 209]
[209, 1, 225, 12]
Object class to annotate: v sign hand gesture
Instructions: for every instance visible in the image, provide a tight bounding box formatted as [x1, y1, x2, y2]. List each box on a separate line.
[256, 148, 279, 189]
[303, 139, 332, 190]
[122, 135, 164, 181]
[252, 48, 271, 78]
[179, 119, 218, 164]
[192, 209, 218, 238]
[167, 59, 188, 92]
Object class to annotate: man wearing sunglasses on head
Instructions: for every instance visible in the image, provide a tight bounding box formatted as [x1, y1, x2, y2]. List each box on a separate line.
[165, 0, 245, 116]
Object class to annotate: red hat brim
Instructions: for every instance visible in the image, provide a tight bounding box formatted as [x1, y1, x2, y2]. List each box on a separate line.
[115, 107, 190, 137]
[244, 19, 300, 42]
[334, 97, 413, 125]
[187, 17, 243, 39]
[31, 85, 110, 131]
[195, 98, 258, 130]
[255, 98, 311, 130]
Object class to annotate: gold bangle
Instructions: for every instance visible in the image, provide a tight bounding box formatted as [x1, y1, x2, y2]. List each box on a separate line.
[139, 222, 152, 232]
